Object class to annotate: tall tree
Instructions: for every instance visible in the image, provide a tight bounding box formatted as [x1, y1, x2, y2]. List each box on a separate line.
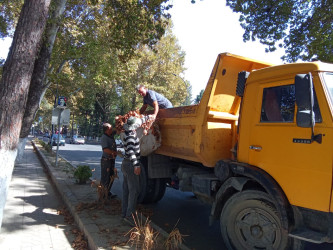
[226, 0, 333, 62]
[183, 83, 192, 105]
[127, 24, 187, 109]
[19, 0, 67, 139]
[0, 0, 51, 228]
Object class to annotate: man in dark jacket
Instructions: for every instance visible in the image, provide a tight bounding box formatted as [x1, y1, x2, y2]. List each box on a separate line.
[100, 123, 118, 199]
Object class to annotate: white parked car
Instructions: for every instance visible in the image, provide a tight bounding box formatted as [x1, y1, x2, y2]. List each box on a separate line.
[70, 135, 85, 144]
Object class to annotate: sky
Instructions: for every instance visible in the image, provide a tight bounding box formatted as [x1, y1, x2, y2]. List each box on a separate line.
[168, 0, 285, 97]
[0, 0, 285, 98]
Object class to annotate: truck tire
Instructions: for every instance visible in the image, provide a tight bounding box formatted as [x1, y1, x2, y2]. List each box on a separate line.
[138, 162, 166, 204]
[220, 190, 302, 250]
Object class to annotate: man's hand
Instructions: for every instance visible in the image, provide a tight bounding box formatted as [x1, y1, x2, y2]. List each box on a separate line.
[117, 149, 124, 158]
[134, 166, 141, 175]
[110, 152, 116, 158]
[149, 114, 156, 120]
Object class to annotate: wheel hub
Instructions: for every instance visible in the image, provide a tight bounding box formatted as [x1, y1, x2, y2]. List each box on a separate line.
[250, 225, 263, 238]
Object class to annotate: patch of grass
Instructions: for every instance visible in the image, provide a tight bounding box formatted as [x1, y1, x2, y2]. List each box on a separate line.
[74, 165, 92, 184]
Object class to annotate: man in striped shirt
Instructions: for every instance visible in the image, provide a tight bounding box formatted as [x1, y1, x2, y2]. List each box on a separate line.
[120, 116, 150, 224]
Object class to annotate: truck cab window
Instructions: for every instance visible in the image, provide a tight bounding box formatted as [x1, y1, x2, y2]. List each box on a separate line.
[323, 72, 333, 105]
[261, 85, 295, 122]
[261, 84, 322, 123]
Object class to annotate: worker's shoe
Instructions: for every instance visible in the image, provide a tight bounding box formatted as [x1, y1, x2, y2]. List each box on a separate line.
[108, 192, 117, 199]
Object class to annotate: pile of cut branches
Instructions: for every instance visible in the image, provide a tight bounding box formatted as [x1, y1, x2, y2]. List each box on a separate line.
[115, 110, 155, 135]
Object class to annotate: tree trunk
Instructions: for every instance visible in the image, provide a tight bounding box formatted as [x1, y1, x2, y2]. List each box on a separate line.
[20, 0, 67, 139]
[0, 0, 51, 229]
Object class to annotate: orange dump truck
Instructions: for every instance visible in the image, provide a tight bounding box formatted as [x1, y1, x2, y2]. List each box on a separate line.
[139, 53, 333, 249]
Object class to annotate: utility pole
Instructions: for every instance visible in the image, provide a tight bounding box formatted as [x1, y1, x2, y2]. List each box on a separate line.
[55, 107, 64, 167]
[71, 113, 75, 136]
[52, 87, 80, 167]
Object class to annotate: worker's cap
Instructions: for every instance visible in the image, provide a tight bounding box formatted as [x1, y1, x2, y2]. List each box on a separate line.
[124, 116, 142, 131]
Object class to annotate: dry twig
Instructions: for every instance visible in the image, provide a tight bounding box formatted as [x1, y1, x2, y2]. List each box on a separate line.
[165, 219, 187, 250]
[125, 212, 159, 250]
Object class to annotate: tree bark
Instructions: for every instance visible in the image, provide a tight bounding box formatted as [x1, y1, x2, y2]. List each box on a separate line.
[20, 0, 67, 139]
[0, 0, 51, 149]
[0, 0, 51, 229]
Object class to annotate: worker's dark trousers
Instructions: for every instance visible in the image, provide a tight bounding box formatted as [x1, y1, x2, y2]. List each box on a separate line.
[121, 158, 140, 218]
[100, 157, 115, 195]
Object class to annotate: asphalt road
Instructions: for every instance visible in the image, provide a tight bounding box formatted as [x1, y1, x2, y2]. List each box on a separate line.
[43, 137, 333, 250]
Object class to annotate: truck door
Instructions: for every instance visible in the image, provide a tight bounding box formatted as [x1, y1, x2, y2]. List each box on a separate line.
[245, 75, 333, 213]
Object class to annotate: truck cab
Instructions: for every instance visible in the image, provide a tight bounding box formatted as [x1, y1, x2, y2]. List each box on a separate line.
[239, 63, 333, 215]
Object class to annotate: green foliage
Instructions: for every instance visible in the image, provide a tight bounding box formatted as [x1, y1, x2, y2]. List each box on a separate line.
[34, 98, 53, 133]
[37, 138, 52, 152]
[44, 143, 52, 153]
[184, 80, 193, 105]
[194, 89, 204, 104]
[126, 24, 188, 109]
[74, 165, 92, 184]
[226, 0, 333, 62]
[105, 0, 172, 60]
[0, 0, 23, 38]
[39, 139, 46, 147]
[45, 19, 187, 137]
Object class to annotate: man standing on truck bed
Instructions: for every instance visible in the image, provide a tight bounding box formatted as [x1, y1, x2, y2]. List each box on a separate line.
[136, 84, 173, 119]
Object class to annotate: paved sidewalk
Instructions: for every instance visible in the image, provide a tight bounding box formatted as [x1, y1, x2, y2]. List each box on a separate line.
[0, 142, 75, 249]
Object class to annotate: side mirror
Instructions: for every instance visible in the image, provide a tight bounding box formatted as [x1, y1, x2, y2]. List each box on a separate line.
[295, 73, 315, 128]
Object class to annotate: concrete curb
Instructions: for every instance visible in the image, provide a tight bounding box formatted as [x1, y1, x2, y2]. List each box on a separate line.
[32, 140, 191, 250]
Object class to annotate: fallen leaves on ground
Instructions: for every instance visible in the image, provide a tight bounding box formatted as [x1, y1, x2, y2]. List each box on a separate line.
[57, 206, 88, 250]
[72, 231, 88, 249]
[75, 198, 122, 215]
[58, 206, 74, 225]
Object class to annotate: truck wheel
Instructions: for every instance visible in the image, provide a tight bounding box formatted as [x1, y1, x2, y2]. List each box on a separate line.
[143, 178, 166, 204]
[152, 178, 166, 202]
[138, 162, 166, 204]
[220, 190, 295, 250]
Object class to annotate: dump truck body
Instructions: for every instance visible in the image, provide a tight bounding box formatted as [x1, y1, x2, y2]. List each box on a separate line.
[140, 53, 333, 248]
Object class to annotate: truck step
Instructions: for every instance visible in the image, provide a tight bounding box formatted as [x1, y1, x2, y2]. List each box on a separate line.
[289, 229, 330, 243]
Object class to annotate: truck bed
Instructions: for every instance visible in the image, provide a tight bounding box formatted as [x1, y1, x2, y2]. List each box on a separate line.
[154, 53, 272, 167]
